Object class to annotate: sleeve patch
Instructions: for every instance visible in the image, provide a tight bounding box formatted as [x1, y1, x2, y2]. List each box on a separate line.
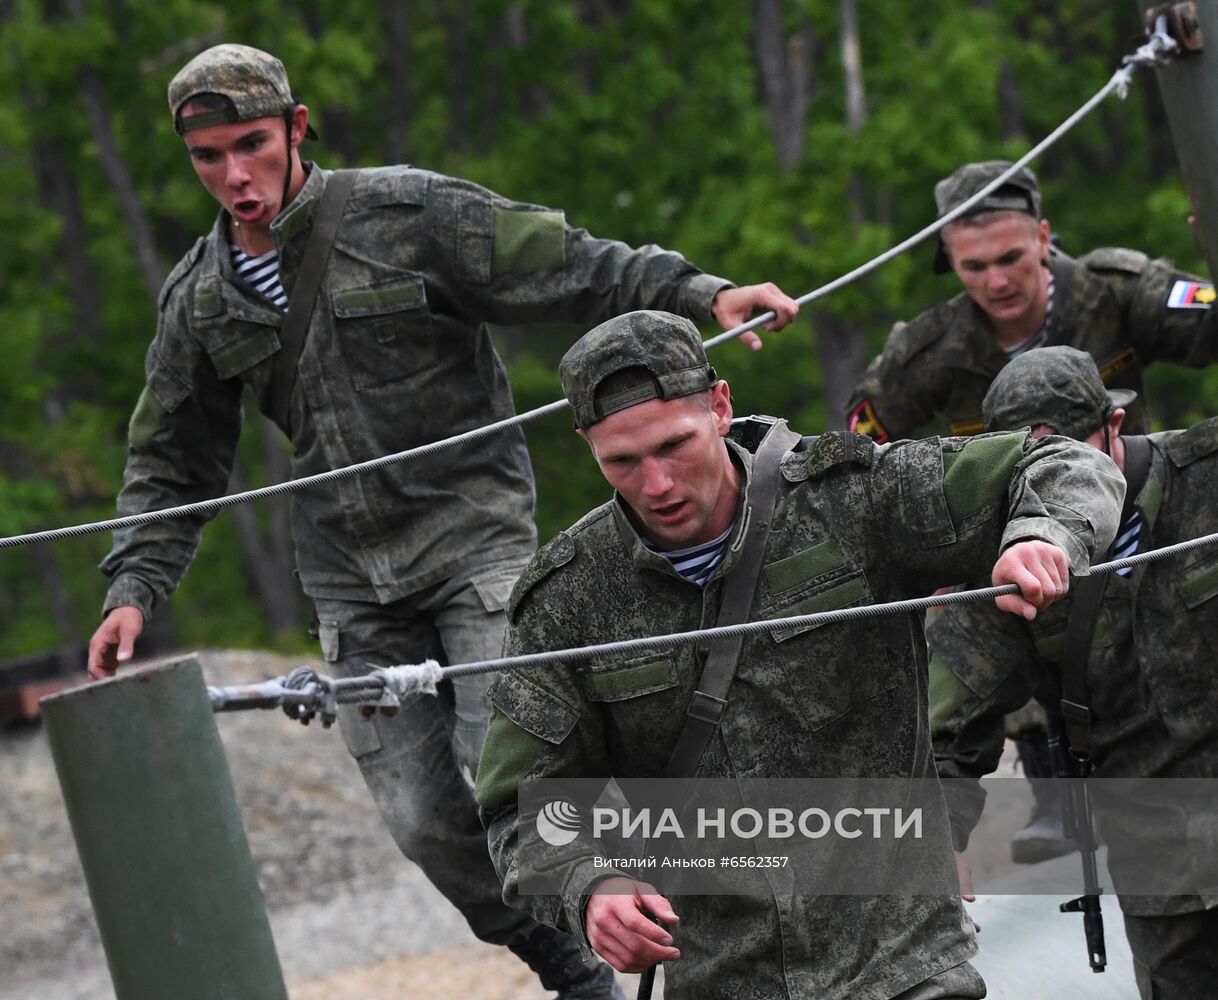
[848, 399, 889, 443]
[493, 207, 566, 275]
[127, 386, 166, 449]
[1167, 279, 1215, 309]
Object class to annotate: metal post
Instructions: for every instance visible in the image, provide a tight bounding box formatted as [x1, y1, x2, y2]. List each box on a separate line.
[41, 655, 289, 1000]
[1137, 2, 1218, 277]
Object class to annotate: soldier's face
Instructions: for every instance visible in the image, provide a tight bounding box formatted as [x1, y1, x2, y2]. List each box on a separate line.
[181, 108, 305, 229]
[581, 381, 739, 550]
[944, 214, 1051, 327]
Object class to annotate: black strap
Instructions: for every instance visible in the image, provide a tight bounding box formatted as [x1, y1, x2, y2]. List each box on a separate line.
[1060, 435, 1153, 759]
[1048, 250, 1077, 340]
[664, 420, 801, 779]
[268, 169, 358, 430]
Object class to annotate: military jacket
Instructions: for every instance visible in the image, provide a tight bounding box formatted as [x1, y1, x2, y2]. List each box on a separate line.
[848, 250, 1218, 441]
[100, 164, 731, 619]
[476, 430, 1123, 1000]
[930, 419, 1218, 916]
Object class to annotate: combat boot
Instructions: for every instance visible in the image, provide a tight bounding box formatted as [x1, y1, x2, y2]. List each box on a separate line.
[1010, 732, 1076, 864]
[509, 923, 625, 999]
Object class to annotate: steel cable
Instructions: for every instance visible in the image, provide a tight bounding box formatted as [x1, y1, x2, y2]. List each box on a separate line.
[209, 527, 1218, 715]
[0, 29, 1178, 552]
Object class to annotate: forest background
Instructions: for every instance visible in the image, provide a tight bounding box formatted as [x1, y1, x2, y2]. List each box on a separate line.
[2, 0, 1214, 662]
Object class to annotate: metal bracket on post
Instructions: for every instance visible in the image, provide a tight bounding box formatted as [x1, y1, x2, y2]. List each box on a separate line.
[1145, 3, 1203, 53]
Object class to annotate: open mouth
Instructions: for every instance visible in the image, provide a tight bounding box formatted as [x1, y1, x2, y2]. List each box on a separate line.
[233, 199, 262, 222]
[652, 501, 686, 522]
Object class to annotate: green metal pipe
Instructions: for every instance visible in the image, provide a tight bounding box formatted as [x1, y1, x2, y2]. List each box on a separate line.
[41, 655, 289, 1000]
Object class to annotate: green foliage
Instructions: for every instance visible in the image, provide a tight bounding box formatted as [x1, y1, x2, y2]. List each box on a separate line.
[1, 0, 1214, 662]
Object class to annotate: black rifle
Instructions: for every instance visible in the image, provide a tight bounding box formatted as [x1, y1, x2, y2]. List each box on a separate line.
[1045, 711, 1106, 972]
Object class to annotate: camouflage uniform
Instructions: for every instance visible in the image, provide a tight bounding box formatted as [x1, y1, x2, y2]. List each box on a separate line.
[847, 162, 1218, 441]
[476, 312, 1125, 1000]
[99, 45, 731, 981]
[928, 347, 1218, 1000]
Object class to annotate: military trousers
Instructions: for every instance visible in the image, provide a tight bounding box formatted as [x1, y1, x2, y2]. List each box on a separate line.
[1123, 905, 1218, 1000]
[312, 556, 538, 947]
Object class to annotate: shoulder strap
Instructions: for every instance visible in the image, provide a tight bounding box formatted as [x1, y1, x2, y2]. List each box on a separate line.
[268, 169, 358, 429]
[664, 420, 802, 778]
[1060, 434, 1150, 761]
[1120, 435, 1152, 513]
[1060, 574, 1107, 763]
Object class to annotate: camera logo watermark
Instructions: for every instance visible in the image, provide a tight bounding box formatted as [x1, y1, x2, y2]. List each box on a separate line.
[536, 798, 582, 846]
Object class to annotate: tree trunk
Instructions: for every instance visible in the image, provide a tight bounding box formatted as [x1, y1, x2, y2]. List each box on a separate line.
[437, 0, 476, 155]
[228, 456, 302, 636]
[814, 0, 870, 430]
[751, 0, 815, 172]
[259, 413, 298, 625]
[79, 68, 166, 301]
[383, 0, 413, 164]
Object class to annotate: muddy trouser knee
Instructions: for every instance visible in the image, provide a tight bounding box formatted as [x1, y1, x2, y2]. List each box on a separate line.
[312, 580, 536, 947]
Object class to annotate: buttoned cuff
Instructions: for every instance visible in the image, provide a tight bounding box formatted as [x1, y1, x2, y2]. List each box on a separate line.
[1001, 517, 1090, 575]
[102, 576, 155, 624]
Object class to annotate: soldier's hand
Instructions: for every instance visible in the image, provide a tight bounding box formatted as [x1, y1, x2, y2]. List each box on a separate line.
[585, 876, 680, 974]
[991, 540, 1070, 621]
[87, 606, 144, 680]
[955, 851, 980, 931]
[711, 283, 799, 350]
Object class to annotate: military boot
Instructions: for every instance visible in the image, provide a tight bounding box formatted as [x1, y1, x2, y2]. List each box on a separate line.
[1010, 732, 1076, 864]
[509, 923, 625, 999]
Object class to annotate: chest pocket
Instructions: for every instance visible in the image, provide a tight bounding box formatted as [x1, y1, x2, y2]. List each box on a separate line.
[332, 272, 433, 389]
[760, 540, 900, 732]
[578, 651, 685, 766]
[1141, 547, 1218, 739]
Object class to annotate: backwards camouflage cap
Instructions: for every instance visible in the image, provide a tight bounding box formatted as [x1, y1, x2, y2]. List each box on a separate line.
[932, 160, 1042, 274]
[560, 311, 717, 429]
[983, 346, 1137, 440]
[168, 44, 317, 138]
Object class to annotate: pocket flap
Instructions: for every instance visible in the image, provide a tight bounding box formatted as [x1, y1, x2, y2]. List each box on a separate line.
[206, 329, 281, 380]
[767, 575, 870, 642]
[333, 276, 426, 319]
[580, 653, 680, 703]
[491, 673, 580, 745]
[1181, 555, 1218, 610]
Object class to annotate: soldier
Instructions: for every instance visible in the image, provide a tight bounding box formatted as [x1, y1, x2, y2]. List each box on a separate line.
[929, 346, 1218, 999]
[846, 160, 1218, 443]
[476, 310, 1124, 999]
[847, 159, 1218, 863]
[84, 44, 799, 997]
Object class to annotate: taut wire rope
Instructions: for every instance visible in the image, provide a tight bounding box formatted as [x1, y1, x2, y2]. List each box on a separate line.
[0, 25, 1180, 552]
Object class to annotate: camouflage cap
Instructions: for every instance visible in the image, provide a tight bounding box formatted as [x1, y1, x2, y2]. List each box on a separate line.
[982, 346, 1137, 440]
[932, 160, 1041, 274]
[168, 44, 317, 139]
[560, 311, 717, 429]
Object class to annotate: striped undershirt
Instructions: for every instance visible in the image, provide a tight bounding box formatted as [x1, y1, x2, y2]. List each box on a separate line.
[230, 244, 288, 310]
[1002, 273, 1055, 359]
[646, 523, 733, 587]
[1112, 509, 1142, 578]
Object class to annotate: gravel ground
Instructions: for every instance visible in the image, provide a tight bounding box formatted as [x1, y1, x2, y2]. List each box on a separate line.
[0, 648, 1109, 1000]
[0, 650, 635, 1000]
